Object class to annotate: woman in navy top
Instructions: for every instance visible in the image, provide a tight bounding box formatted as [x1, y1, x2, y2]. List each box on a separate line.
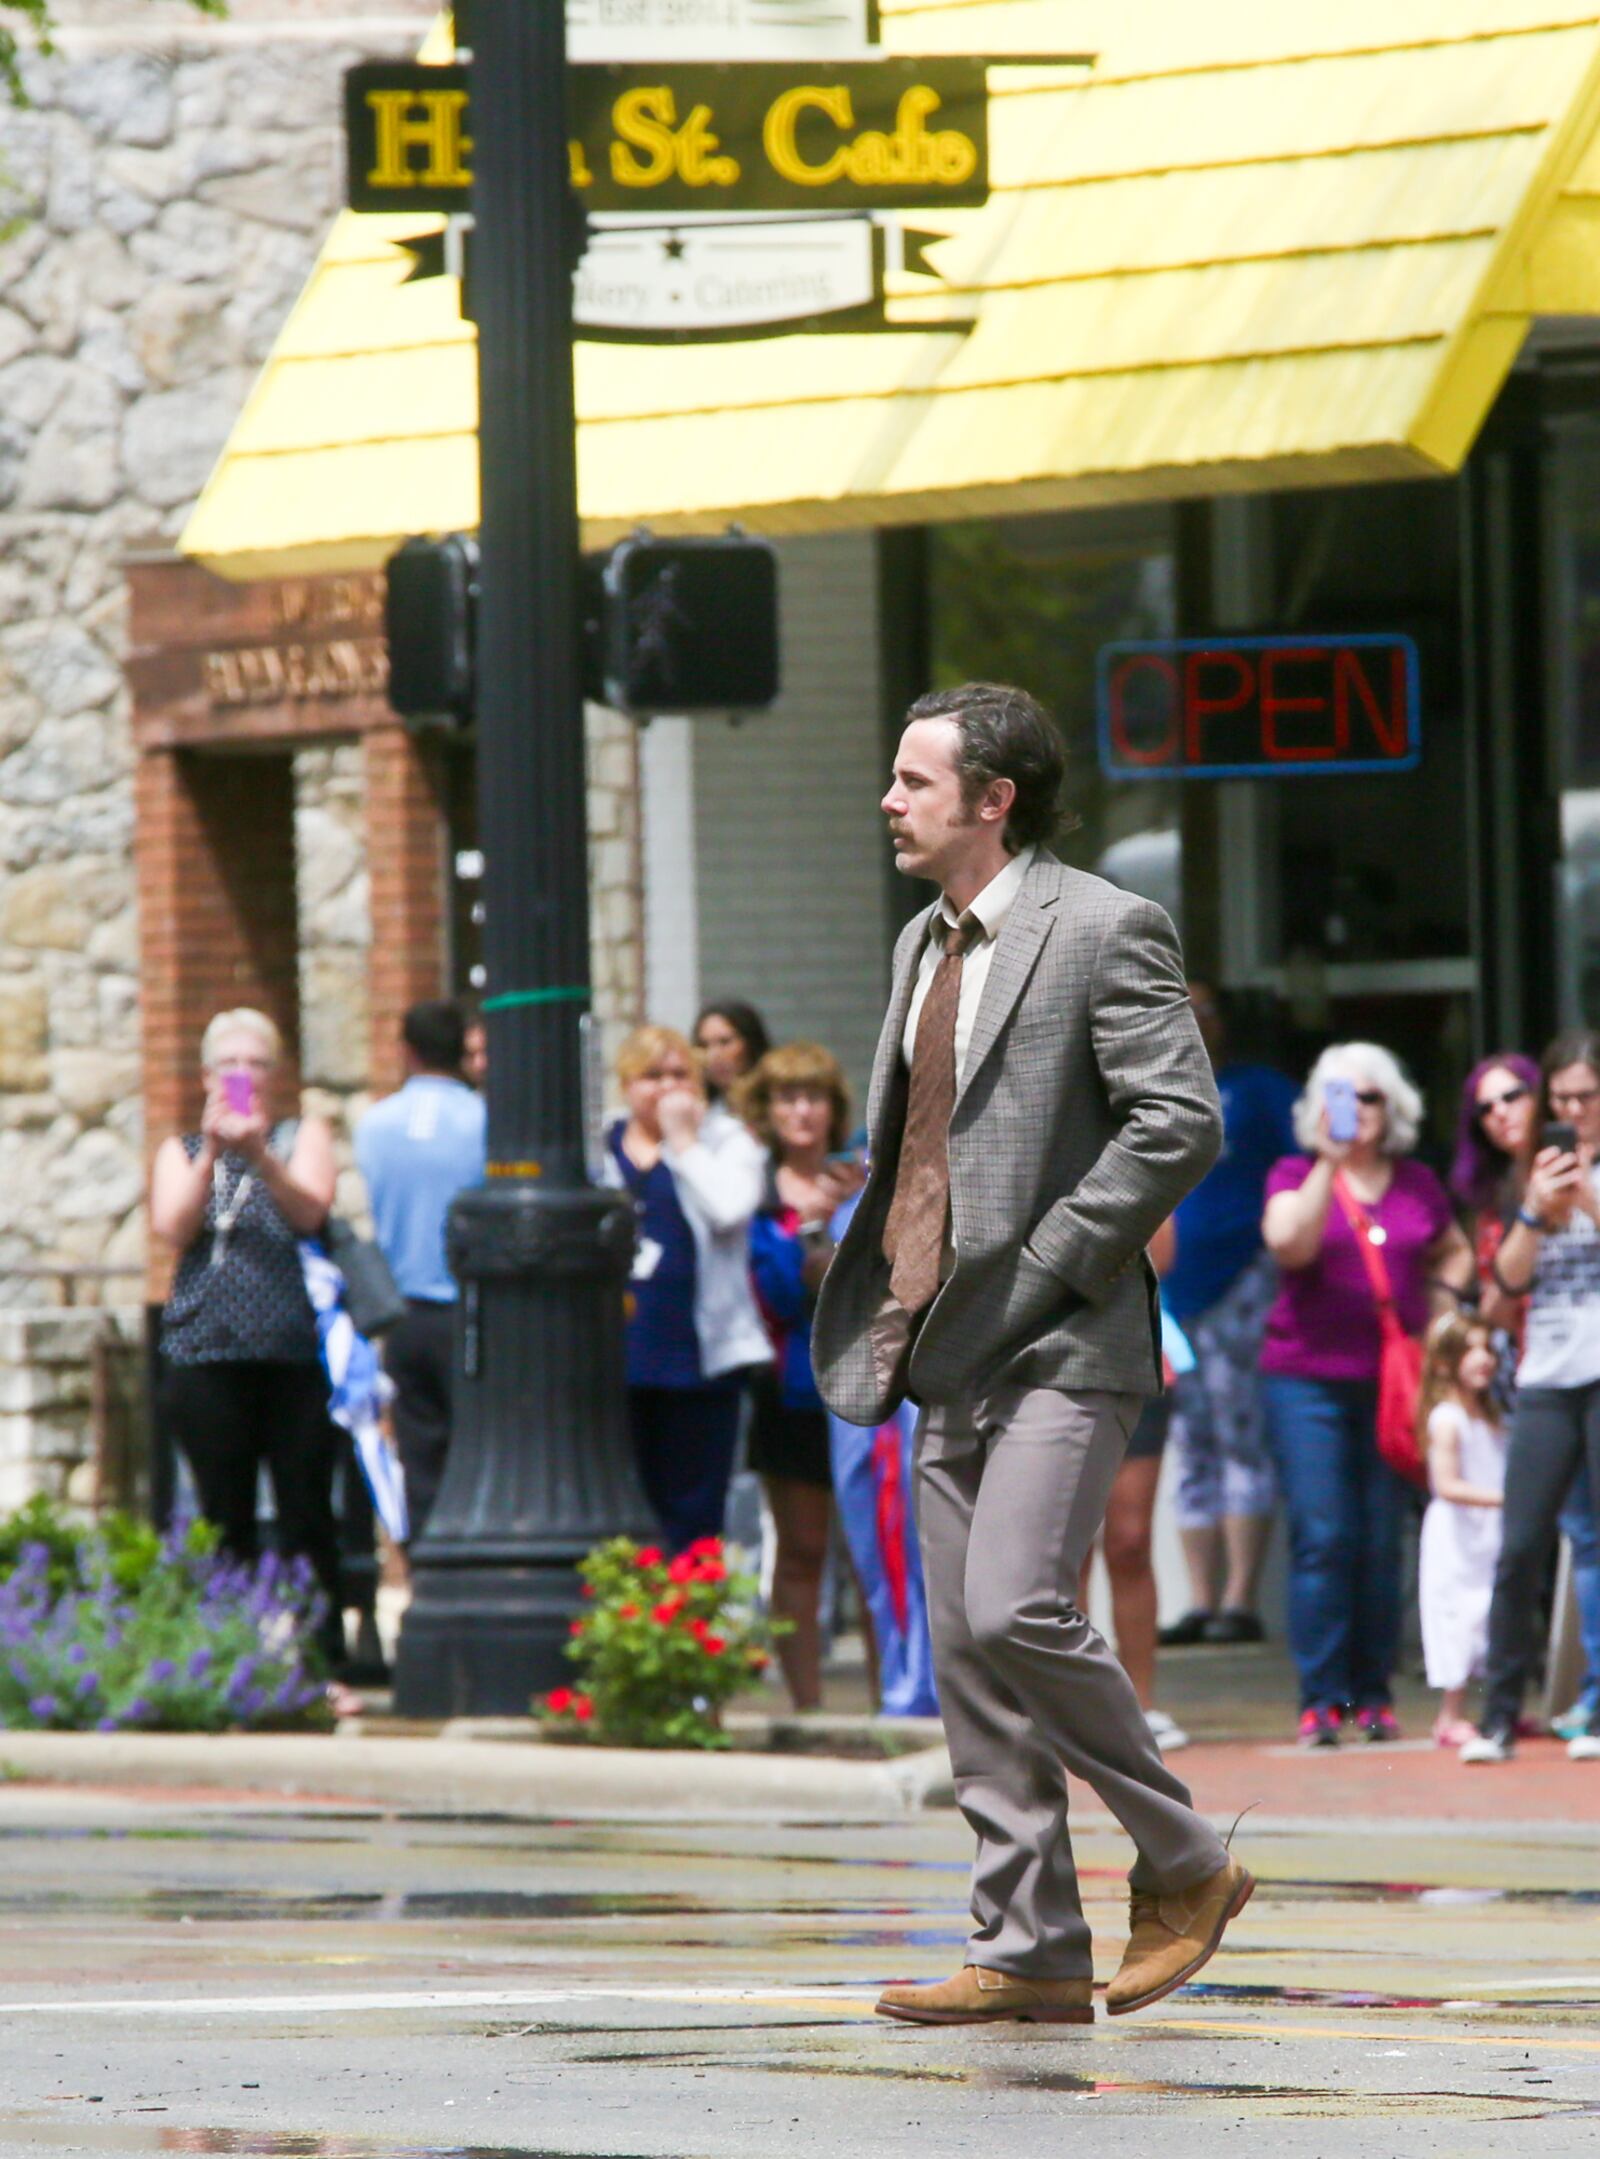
[602, 1025, 768, 1551]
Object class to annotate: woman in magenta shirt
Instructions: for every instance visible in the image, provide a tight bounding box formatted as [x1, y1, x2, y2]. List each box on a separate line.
[1261, 1043, 1473, 1748]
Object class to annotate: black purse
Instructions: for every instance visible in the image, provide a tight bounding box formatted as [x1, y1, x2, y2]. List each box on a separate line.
[323, 1214, 407, 1338]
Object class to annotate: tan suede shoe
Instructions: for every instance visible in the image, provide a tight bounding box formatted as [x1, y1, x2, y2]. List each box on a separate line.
[1104, 1855, 1255, 2016]
[876, 1966, 1094, 2026]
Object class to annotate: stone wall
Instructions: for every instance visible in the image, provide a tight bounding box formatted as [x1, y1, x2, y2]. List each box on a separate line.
[0, 0, 433, 1297]
[0, 1308, 146, 1513]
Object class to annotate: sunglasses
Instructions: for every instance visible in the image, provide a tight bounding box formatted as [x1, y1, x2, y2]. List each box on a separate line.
[1474, 1085, 1529, 1120]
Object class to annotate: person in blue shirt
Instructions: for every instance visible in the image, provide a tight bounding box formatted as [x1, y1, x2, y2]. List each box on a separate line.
[1158, 983, 1298, 1647]
[355, 1001, 487, 1543]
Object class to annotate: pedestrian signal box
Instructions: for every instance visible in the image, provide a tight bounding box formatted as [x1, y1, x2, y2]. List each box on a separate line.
[384, 529, 779, 728]
[600, 533, 780, 718]
[385, 533, 478, 724]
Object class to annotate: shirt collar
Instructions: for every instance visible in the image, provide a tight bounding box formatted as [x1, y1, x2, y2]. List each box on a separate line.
[937, 845, 1035, 946]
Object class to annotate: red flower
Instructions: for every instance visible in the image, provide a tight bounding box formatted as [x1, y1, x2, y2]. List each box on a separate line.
[687, 1616, 709, 1642]
[568, 1619, 586, 1637]
[580, 1582, 595, 1599]
[692, 1558, 727, 1584]
[545, 1687, 574, 1714]
[687, 1536, 723, 1559]
[572, 1695, 594, 1722]
[617, 1602, 640, 1620]
[652, 1595, 684, 1625]
[634, 1545, 664, 1568]
[701, 1634, 727, 1656]
[667, 1553, 695, 1584]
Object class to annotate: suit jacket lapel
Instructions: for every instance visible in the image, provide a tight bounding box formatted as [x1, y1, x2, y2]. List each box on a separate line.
[953, 861, 1060, 1109]
[867, 904, 936, 1143]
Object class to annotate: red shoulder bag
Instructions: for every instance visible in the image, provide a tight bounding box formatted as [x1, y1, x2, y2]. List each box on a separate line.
[1331, 1173, 1427, 1487]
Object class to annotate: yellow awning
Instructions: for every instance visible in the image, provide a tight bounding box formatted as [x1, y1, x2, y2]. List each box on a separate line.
[183, 0, 1600, 578]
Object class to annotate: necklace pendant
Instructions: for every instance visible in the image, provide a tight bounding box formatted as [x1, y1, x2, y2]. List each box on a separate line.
[1367, 1225, 1387, 1247]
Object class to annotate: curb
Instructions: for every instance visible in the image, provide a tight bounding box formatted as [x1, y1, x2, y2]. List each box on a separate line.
[0, 1730, 955, 1821]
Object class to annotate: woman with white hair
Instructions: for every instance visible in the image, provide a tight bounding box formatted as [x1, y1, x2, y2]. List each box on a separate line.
[1260, 1042, 1473, 1748]
[150, 1009, 345, 1674]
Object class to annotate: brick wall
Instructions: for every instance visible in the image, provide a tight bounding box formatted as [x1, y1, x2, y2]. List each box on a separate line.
[135, 746, 302, 1294]
[363, 727, 448, 1096]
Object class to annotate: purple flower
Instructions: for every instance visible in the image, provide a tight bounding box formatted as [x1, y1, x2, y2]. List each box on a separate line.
[146, 1658, 177, 1685]
[121, 1695, 150, 1724]
[74, 1670, 99, 1700]
[65, 1644, 87, 1667]
[233, 1685, 265, 1720]
[27, 1695, 57, 1721]
[185, 1646, 213, 1682]
[225, 1655, 259, 1701]
[8, 1660, 29, 1687]
[96, 1715, 119, 1733]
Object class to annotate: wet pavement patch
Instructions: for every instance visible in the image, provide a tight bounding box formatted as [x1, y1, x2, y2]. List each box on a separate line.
[1, 2127, 659, 2157]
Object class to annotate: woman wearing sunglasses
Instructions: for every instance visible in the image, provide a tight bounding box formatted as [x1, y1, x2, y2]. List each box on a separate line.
[1466, 1029, 1600, 1763]
[1259, 1043, 1473, 1747]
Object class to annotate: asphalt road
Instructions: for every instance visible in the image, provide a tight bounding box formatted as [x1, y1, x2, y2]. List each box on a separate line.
[0, 1781, 1596, 2157]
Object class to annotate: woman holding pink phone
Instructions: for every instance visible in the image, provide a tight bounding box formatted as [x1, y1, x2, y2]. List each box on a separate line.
[150, 1009, 347, 1680]
[1258, 1044, 1473, 1747]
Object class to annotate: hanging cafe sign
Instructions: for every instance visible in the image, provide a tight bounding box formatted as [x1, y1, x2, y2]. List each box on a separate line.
[399, 213, 956, 342]
[344, 58, 991, 216]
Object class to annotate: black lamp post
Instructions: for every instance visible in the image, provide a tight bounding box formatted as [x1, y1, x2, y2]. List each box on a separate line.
[393, 0, 653, 1717]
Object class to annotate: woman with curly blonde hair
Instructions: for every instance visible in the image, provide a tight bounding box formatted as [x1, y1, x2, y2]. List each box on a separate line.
[740, 1042, 864, 1710]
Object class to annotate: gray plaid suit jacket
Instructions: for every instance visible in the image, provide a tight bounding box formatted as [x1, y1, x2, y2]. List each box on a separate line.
[812, 850, 1222, 1424]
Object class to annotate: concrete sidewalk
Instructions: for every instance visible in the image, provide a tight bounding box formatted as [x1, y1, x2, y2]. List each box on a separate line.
[0, 1725, 954, 1819]
[0, 1716, 1594, 1831]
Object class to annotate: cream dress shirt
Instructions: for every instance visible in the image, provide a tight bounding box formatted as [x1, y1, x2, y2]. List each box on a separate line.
[901, 845, 1036, 1081]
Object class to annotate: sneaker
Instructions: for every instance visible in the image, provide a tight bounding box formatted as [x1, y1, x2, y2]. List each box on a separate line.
[1146, 1708, 1190, 1752]
[1459, 1727, 1514, 1764]
[1298, 1706, 1341, 1748]
[1552, 1700, 1596, 1743]
[1201, 1608, 1265, 1645]
[1568, 1734, 1600, 1762]
[1356, 1706, 1400, 1744]
[1157, 1609, 1215, 1648]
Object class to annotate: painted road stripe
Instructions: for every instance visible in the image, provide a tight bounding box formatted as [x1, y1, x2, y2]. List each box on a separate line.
[3, 1983, 1600, 2038]
[0, 1984, 881, 2017]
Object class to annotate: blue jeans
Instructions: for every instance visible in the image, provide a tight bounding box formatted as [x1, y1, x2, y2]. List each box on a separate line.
[1558, 1464, 1600, 1715]
[1261, 1375, 1405, 1713]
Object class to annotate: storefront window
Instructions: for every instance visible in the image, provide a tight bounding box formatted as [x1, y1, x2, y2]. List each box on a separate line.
[928, 507, 1181, 926]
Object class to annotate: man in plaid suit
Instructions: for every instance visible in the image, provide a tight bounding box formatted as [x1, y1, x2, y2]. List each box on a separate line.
[814, 683, 1253, 2025]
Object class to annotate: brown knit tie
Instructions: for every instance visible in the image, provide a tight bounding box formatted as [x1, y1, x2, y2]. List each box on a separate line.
[883, 918, 973, 1319]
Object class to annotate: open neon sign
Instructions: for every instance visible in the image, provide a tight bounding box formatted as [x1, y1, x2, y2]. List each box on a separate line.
[1097, 634, 1420, 780]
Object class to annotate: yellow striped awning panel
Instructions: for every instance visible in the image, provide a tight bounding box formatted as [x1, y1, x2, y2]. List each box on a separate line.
[181, 0, 1600, 577]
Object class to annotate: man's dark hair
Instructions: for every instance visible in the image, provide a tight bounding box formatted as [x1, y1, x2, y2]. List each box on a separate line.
[906, 681, 1067, 853]
[403, 999, 467, 1074]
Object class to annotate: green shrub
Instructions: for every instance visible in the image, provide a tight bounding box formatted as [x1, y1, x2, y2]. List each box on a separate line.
[0, 1503, 328, 1734]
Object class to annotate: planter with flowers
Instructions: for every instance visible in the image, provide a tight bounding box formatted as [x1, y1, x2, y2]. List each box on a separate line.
[0, 1497, 332, 1733]
[538, 1535, 781, 1749]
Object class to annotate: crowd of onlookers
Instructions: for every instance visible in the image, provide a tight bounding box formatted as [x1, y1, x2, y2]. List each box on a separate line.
[146, 986, 1600, 1758]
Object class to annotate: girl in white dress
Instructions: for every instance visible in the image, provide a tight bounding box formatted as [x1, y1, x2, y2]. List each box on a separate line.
[1417, 1314, 1507, 1746]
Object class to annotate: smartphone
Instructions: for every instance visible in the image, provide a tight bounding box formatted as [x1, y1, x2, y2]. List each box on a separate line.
[1542, 1120, 1579, 1157]
[222, 1070, 256, 1116]
[1323, 1077, 1360, 1144]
